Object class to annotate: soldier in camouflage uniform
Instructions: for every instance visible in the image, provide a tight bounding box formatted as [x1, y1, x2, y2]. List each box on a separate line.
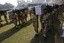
[0, 14, 2, 26]
[12, 10, 18, 28]
[32, 5, 54, 40]
[4, 11, 8, 24]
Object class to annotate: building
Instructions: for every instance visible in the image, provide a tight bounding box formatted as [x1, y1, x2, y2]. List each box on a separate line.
[32, 0, 46, 4]
[16, 0, 28, 9]
[32, 0, 64, 4]
[47, 0, 64, 5]
[17, 0, 27, 5]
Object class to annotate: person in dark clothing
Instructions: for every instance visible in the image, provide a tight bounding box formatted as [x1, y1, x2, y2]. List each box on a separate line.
[0, 14, 2, 27]
[4, 12, 8, 24]
[32, 5, 54, 40]
[12, 11, 18, 28]
[32, 7, 39, 37]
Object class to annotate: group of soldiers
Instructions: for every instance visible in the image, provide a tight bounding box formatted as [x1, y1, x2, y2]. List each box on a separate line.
[0, 7, 28, 28]
[0, 10, 8, 26]
[30, 4, 64, 40]
[0, 3, 64, 40]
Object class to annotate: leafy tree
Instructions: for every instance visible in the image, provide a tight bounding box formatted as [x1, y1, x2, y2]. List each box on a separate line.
[0, 3, 14, 10]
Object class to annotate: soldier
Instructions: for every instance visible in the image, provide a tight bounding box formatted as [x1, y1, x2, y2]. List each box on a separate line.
[0, 14, 2, 26]
[28, 7, 33, 20]
[12, 11, 18, 28]
[7, 10, 13, 23]
[15, 10, 21, 26]
[24, 8, 28, 24]
[21, 8, 27, 26]
[32, 4, 54, 40]
[20, 11, 24, 25]
[0, 13, 2, 22]
[3, 11, 8, 24]
[32, 5, 47, 38]
[41, 4, 54, 39]
[32, 7, 39, 37]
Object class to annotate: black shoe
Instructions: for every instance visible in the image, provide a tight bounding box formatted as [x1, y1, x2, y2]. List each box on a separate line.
[19, 24, 21, 26]
[16, 27, 19, 29]
[0, 24, 2, 27]
[41, 29, 43, 32]
[6, 23, 8, 24]
[22, 22, 25, 26]
[43, 36, 47, 41]
[14, 26, 19, 29]
[35, 34, 39, 38]
[44, 37, 47, 41]
[30, 19, 32, 20]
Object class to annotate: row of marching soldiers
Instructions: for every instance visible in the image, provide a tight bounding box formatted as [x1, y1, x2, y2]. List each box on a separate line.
[0, 4, 64, 40]
[30, 4, 64, 41]
[0, 10, 8, 26]
[8, 8, 28, 28]
[0, 8, 28, 28]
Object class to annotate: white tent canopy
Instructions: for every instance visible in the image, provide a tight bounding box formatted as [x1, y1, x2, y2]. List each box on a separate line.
[32, 0, 64, 4]
[47, 0, 64, 5]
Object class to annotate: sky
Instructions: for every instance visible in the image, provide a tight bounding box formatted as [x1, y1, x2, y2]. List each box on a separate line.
[0, 0, 18, 6]
[0, 0, 32, 6]
[0, 0, 63, 6]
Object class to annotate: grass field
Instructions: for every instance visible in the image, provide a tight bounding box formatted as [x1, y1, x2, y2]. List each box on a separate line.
[0, 14, 64, 43]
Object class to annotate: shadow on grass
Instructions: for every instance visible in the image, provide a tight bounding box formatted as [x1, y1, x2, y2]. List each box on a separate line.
[0, 22, 12, 28]
[0, 19, 32, 42]
[58, 15, 64, 22]
[30, 17, 62, 43]
[53, 18, 62, 35]
[30, 26, 56, 43]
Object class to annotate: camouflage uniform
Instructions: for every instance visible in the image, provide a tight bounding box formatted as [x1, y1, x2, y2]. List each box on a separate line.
[12, 11, 18, 27]
[32, 5, 54, 38]
[0, 14, 2, 26]
[3, 12, 8, 24]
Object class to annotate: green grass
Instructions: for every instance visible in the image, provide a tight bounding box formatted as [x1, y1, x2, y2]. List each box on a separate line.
[58, 15, 64, 23]
[0, 15, 64, 43]
[0, 15, 36, 43]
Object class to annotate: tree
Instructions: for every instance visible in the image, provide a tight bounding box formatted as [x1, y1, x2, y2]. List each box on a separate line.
[0, 4, 4, 10]
[0, 3, 14, 10]
[4, 3, 14, 9]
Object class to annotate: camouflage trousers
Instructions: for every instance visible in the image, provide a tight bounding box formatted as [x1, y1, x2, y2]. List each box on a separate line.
[32, 14, 50, 34]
